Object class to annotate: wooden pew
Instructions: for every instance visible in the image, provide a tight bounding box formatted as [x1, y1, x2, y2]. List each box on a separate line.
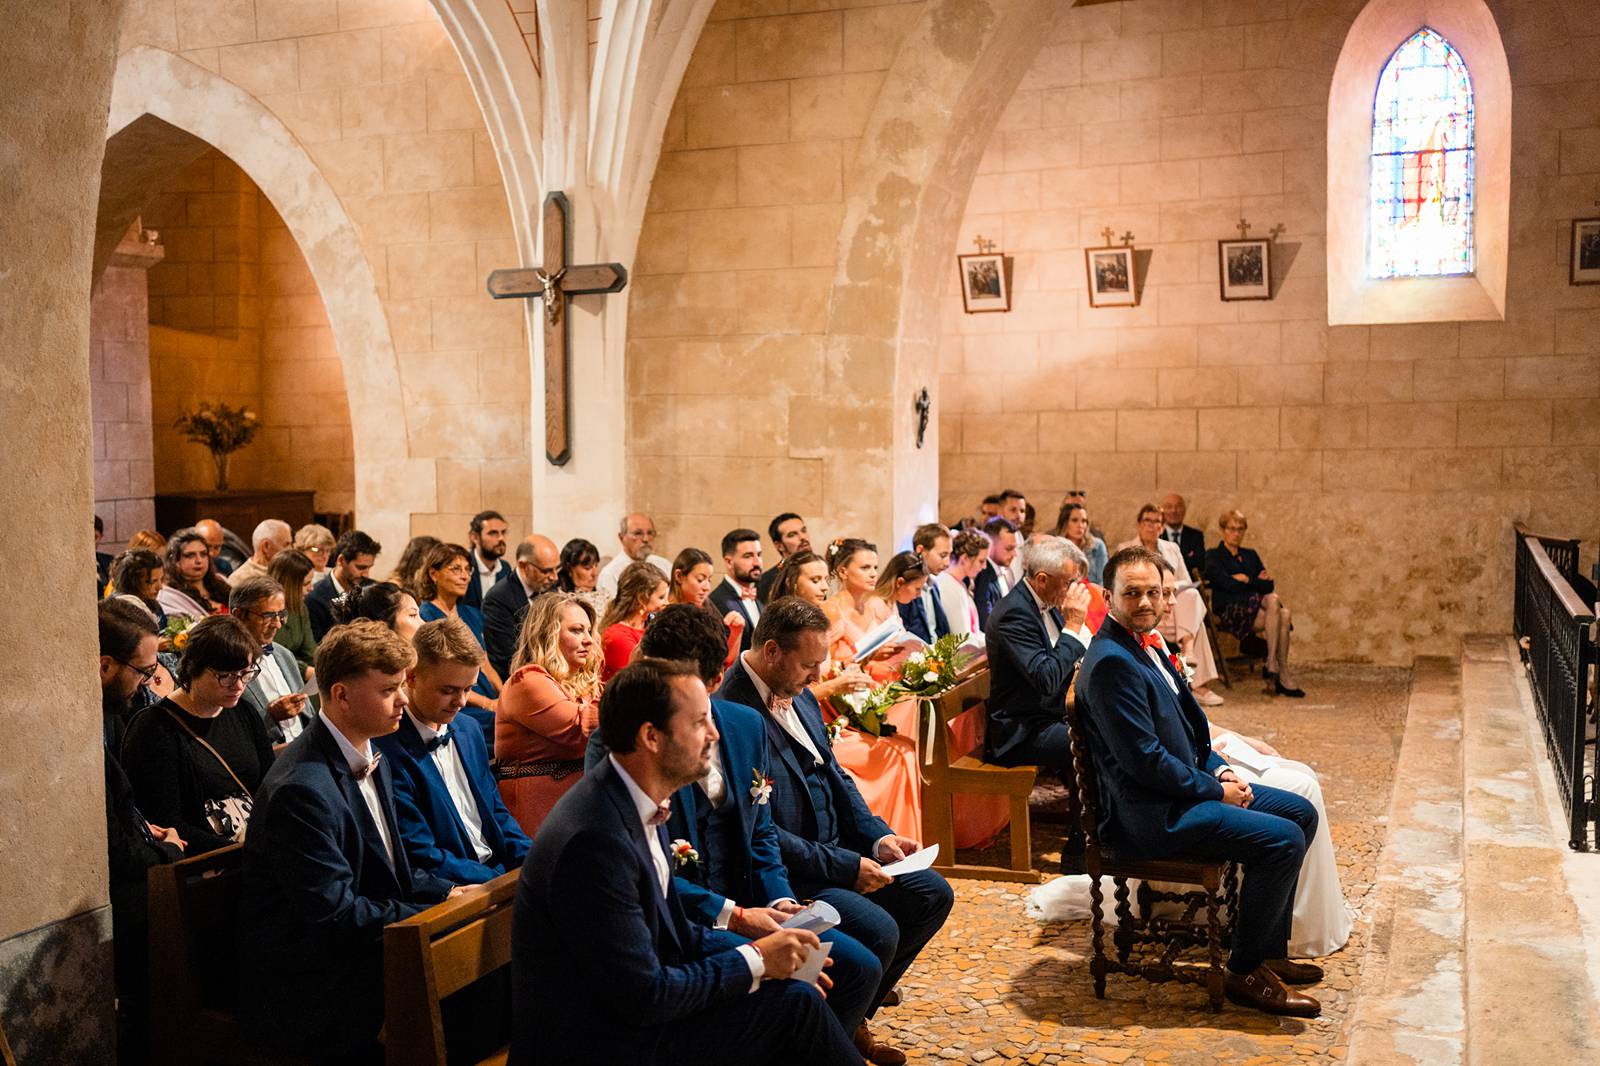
[919, 669, 1043, 883]
[383, 869, 520, 1066]
[147, 844, 310, 1066]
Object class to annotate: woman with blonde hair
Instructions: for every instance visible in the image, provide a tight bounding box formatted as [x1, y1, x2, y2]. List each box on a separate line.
[292, 523, 335, 582]
[1204, 508, 1304, 698]
[496, 593, 604, 834]
[597, 560, 670, 681]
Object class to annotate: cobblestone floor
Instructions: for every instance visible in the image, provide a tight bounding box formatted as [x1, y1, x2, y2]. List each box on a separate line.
[872, 664, 1413, 1065]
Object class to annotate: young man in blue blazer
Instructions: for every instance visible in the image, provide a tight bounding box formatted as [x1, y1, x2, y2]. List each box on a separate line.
[509, 657, 858, 1066]
[377, 617, 531, 885]
[239, 620, 462, 1061]
[584, 604, 883, 1038]
[719, 598, 954, 1066]
[1076, 546, 1322, 1018]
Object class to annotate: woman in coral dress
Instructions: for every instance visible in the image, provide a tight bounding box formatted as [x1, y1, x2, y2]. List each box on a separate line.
[495, 593, 604, 836]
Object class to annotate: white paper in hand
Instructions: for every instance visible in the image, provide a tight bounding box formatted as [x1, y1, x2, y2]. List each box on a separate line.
[879, 843, 938, 877]
[297, 673, 319, 697]
[780, 899, 841, 935]
[791, 940, 832, 987]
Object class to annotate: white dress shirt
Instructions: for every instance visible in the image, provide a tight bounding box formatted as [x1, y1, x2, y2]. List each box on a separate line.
[473, 549, 502, 604]
[1020, 579, 1090, 652]
[408, 711, 492, 863]
[324, 717, 396, 867]
[597, 552, 672, 603]
[256, 647, 304, 743]
[987, 559, 1011, 599]
[741, 652, 822, 765]
[720, 575, 761, 625]
[609, 755, 763, 988]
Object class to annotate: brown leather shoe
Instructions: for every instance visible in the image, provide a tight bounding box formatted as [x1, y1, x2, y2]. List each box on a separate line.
[853, 1023, 907, 1065]
[880, 987, 901, 1007]
[1224, 965, 1321, 1017]
[1265, 958, 1324, 985]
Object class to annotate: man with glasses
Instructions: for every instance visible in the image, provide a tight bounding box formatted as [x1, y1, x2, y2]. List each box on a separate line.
[232, 576, 314, 746]
[482, 534, 561, 680]
[597, 511, 670, 602]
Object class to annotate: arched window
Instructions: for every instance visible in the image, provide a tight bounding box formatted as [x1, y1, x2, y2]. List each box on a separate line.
[1369, 28, 1475, 279]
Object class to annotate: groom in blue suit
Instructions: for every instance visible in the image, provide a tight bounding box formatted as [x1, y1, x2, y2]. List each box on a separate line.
[378, 617, 531, 884]
[1076, 547, 1322, 1018]
[585, 604, 883, 1037]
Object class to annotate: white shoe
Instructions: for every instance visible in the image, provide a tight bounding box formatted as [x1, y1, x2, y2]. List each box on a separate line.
[1193, 688, 1224, 706]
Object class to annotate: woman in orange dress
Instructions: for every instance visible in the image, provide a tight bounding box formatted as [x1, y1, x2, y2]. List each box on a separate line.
[669, 546, 744, 669]
[597, 561, 669, 681]
[820, 538, 883, 670]
[495, 593, 604, 836]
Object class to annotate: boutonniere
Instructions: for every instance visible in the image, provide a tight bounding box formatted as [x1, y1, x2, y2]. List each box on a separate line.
[669, 839, 699, 868]
[825, 714, 848, 745]
[749, 770, 773, 806]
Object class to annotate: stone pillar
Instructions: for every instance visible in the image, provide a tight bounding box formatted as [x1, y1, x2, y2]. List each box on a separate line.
[91, 227, 163, 547]
[0, 2, 126, 1061]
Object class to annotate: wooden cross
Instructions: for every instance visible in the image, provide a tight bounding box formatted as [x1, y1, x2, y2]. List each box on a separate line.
[973, 235, 997, 255]
[1267, 223, 1286, 242]
[486, 191, 628, 466]
[1100, 227, 1115, 245]
[1119, 231, 1136, 247]
[1236, 218, 1252, 239]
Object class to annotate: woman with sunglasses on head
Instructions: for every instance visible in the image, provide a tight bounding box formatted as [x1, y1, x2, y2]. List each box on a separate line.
[121, 614, 277, 856]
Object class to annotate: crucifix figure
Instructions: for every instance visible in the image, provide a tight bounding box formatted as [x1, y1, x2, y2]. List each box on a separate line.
[487, 191, 628, 466]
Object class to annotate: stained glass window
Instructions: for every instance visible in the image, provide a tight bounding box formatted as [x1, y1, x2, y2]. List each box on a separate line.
[1369, 28, 1475, 278]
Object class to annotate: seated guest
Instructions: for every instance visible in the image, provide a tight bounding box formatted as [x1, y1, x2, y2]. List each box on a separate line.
[1118, 503, 1223, 707]
[391, 534, 441, 601]
[982, 536, 1092, 770]
[99, 600, 184, 1063]
[227, 519, 291, 587]
[157, 527, 231, 621]
[334, 580, 423, 642]
[902, 524, 953, 642]
[1076, 547, 1321, 1016]
[972, 517, 1018, 626]
[497, 593, 604, 834]
[463, 509, 514, 611]
[418, 542, 504, 747]
[292, 522, 335, 582]
[482, 534, 561, 681]
[708, 529, 763, 652]
[598, 560, 670, 680]
[671, 545, 745, 666]
[267, 548, 318, 678]
[935, 530, 988, 642]
[239, 621, 459, 1060]
[555, 536, 606, 615]
[127, 529, 167, 553]
[232, 576, 314, 747]
[1059, 490, 1106, 543]
[863, 551, 929, 644]
[596, 511, 671, 603]
[378, 617, 531, 884]
[1054, 501, 1107, 586]
[95, 514, 114, 590]
[1160, 493, 1206, 576]
[821, 538, 880, 664]
[978, 494, 1001, 521]
[720, 599, 954, 1063]
[194, 517, 235, 578]
[308, 529, 382, 641]
[110, 549, 167, 628]
[1205, 509, 1304, 698]
[582, 605, 883, 1043]
[509, 656, 858, 1066]
[775, 551, 876, 706]
[757, 512, 812, 604]
[121, 615, 276, 855]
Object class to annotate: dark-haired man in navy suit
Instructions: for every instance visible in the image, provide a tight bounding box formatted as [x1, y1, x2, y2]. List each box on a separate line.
[239, 620, 460, 1061]
[899, 523, 952, 642]
[718, 598, 953, 1066]
[1076, 546, 1322, 1018]
[378, 617, 530, 884]
[510, 657, 858, 1066]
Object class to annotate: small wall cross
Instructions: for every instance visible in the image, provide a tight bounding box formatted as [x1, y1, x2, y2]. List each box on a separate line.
[1268, 223, 1286, 242]
[973, 235, 997, 255]
[1236, 218, 1252, 239]
[1119, 231, 1135, 247]
[1100, 227, 1115, 245]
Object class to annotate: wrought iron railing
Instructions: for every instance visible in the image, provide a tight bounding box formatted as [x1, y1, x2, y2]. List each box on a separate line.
[1513, 525, 1598, 851]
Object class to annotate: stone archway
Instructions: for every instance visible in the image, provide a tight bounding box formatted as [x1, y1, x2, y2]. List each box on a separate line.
[102, 46, 418, 552]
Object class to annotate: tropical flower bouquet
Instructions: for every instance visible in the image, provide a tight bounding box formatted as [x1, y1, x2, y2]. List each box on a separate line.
[831, 633, 977, 737]
[174, 401, 260, 492]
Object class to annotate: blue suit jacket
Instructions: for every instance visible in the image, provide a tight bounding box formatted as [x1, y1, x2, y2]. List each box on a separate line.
[708, 581, 758, 653]
[983, 581, 1086, 766]
[238, 716, 453, 1055]
[462, 553, 514, 612]
[509, 758, 753, 1066]
[717, 658, 890, 889]
[376, 714, 531, 885]
[1075, 620, 1226, 856]
[585, 697, 794, 923]
[897, 580, 950, 642]
[972, 559, 1008, 627]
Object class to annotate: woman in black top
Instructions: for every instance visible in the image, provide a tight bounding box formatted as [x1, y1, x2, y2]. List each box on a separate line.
[122, 614, 277, 854]
[1203, 508, 1304, 698]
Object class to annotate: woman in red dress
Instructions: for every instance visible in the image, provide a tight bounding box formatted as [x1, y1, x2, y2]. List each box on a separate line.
[597, 561, 669, 680]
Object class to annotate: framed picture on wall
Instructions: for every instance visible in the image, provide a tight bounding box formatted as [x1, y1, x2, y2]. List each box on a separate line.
[957, 252, 1011, 313]
[1218, 238, 1273, 301]
[1084, 246, 1138, 308]
[1570, 218, 1600, 285]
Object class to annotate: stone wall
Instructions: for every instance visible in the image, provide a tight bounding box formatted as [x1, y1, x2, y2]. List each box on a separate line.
[936, 0, 1600, 664]
[90, 228, 161, 546]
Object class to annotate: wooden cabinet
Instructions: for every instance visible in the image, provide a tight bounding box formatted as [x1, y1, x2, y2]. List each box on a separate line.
[155, 490, 317, 538]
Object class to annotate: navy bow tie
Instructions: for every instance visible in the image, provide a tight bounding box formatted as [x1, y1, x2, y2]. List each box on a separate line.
[425, 730, 453, 753]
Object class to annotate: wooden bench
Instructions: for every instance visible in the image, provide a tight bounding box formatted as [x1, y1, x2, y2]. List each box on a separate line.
[147, 844, 311, 1066]
[919, 669, 1044, 883]
[383, 869, 520, 1066]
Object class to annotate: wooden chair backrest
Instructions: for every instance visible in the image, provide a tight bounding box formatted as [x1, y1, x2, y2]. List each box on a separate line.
[925, 668, 991, 776]
[383, 869, 520, 1066]
[1062, 682, 1104, 849]
[148, 843, 247, 1018]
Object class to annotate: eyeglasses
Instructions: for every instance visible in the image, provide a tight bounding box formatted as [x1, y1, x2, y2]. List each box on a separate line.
[442, 565, 473, 576]
[210, 665, 262, 687]
[244, 609, 289, 622]
[117, 659, 160, 685]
